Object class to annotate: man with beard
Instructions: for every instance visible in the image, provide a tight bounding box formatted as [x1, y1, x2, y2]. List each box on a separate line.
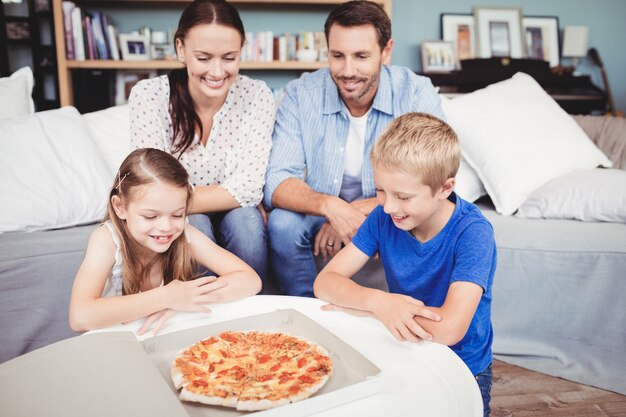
[263, 0, 444, 296]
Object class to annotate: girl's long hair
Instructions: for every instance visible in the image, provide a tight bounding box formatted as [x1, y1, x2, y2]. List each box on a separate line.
[106, 148, 197, 295]
[169, 0, 245, 157]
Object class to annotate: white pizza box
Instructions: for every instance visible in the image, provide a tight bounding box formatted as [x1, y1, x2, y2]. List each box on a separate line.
[0, 309, 382, 417]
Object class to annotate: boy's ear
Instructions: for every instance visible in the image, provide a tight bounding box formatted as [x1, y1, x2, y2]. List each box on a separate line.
[111, 195, 127, 220]
[439, 178, 456, 199]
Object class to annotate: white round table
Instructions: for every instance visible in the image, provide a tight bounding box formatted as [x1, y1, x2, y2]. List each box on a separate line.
[97, 295, 483, 417]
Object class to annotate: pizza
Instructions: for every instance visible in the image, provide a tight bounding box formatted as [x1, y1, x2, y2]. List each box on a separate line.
[170, 331, 333, 411]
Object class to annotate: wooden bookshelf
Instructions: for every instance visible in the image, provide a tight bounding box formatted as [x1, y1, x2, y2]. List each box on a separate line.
[52, 0, 391, 107]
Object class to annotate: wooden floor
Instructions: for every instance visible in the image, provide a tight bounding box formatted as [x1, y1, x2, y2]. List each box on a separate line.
[491, 360, 626, 416]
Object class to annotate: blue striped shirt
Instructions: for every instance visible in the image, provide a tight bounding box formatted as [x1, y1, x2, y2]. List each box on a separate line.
[263, 65, 444, 209]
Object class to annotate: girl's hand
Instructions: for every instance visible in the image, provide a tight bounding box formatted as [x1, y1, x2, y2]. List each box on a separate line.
[137, 309, 178, 336]
[370, 293, 440, 342]
[164, 276, 228, 312]
[321, 303, 374, 318]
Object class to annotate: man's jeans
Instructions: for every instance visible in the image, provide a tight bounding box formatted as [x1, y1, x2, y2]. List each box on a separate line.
[267, 209, 327, 297]
[188, 207, 268, 287]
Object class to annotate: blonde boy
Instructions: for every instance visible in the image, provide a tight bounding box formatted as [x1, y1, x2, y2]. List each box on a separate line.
[314, 112, 496, 416]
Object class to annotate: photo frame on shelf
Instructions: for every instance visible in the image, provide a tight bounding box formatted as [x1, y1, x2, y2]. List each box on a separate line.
[5, 20, 31, 40]
[522, 16, 560, 68]
[440, 13, 476, 65]
[115, 70, 157, 105]
[118, 34, 150, 61]
[474, 6, 524, 59]
[421, 40, 456, 73]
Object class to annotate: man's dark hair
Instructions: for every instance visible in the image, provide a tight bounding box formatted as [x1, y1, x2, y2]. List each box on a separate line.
[324, 0, 391, 50]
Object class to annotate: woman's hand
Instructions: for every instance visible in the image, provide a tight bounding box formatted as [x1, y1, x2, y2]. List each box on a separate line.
[369, 293, 441, 342]
[164, 276, 228, 312]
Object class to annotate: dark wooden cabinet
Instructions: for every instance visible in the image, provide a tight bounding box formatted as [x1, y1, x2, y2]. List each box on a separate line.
[423, 58, 607, 115]
[1, 0, 59, 110]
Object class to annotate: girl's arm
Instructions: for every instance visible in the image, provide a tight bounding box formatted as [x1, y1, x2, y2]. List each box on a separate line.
[188, 226, 262, 301]
[69, 226, 225, 332]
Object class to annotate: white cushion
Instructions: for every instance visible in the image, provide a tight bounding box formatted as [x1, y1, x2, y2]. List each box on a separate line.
[516, 168, 626, 223]
[0, 67, 35, 119]
[439, 95, 487, 203]
[443, 72, 612, 215]
[455, 157, 487, 203]
[82, 104, 131, 174]
[0, 107, 112, 233]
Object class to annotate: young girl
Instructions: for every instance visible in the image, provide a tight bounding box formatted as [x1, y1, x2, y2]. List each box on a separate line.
[69, 148, 262, 335]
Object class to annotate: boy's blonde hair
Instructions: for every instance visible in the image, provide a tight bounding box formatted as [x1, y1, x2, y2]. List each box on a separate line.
[370, 112, 460, 194]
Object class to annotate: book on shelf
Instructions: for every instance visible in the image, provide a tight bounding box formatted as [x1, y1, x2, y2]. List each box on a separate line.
[62, 2, 120, 62]
[83, 14, 94, 60]
[241, 31, 327, 64]
[107, 24, 120, 60]
[68, 2, 85, 60]
[61, 0, 75, 60]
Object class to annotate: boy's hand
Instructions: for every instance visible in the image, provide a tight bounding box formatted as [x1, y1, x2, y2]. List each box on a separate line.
[164, 276, 228, 312]
[370, 293, 441, 342]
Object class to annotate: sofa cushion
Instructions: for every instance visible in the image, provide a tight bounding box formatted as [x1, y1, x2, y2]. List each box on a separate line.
[442, 72, 612, 215]
[0, 107, 112, 233]
[516, 168, 626, 222]
[82, 104, 131, 174]
[0, 67, 35, 119]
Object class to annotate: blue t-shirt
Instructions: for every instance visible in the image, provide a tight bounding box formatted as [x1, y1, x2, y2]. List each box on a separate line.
[352, 193, 496, 375]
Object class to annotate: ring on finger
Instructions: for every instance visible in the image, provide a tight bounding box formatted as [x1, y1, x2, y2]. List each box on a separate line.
[327, 241, 334, 247]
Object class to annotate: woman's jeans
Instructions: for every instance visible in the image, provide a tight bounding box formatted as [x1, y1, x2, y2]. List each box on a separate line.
[188, 207, 268, 289]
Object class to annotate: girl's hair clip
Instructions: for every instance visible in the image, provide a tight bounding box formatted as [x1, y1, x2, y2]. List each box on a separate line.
[116, 172, 129, 191]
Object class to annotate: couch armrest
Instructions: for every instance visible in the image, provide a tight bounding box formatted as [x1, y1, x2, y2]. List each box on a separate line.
[573, 115, 626, 169]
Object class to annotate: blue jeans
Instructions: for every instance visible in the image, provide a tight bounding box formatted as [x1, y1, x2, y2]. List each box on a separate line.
[475, 363, 492, 417]
[267, 209, 327, 297]
[188, 207, 268, 289]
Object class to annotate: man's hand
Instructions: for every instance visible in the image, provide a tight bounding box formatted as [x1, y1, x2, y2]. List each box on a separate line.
[369, 293, 441, 342]
[321, 196, 366, 246]
[314, 222, 342, 261]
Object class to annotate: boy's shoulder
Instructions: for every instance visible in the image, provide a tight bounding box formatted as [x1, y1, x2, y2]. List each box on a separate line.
[454, 194, 493, 228]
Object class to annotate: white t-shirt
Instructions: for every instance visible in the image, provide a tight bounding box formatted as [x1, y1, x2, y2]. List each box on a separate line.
[339, 110, 369, 202]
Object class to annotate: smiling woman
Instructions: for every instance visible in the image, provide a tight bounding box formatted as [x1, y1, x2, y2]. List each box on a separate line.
[127, 0, 275, 290]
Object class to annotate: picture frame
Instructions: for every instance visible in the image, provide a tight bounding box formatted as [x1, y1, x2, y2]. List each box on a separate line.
[118, 34, 150, 61]
[115, 70, 157, 105]
[474, 6, 525, 59]
[522, 16, 560, 68]
[421, 40, 457, 73]
[440, 13, 476, 65]
[5, 20, 31, 41]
